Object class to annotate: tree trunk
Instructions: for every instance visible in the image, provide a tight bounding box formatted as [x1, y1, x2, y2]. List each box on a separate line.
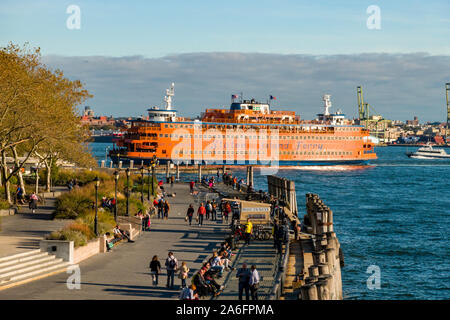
[11, 146, 26, 195]
[45, 161, 51, 192]
[1, 150, 11, 203]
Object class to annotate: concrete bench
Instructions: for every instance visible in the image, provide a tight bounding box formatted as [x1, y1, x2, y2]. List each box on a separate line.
[117, 223, 140, 241]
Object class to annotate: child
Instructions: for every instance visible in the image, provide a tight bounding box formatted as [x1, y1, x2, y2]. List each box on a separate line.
[179, 261, 190, 288]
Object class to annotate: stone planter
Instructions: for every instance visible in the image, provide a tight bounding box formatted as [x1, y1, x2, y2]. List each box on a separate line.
[0, 208, 17, 216]
[40, 235, 107, 264]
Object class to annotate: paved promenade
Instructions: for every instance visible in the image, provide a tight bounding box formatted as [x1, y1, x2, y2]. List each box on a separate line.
[0, 183, 229, 299]
[0, 187, 69, 259]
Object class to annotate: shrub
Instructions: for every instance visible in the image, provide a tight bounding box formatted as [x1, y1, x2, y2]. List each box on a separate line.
[78, 210, 116, 235]
[46, 230, 88, 248]
[0, 200, 10, 210]
[54, 188, 93, 219]
[116, 197, 145, 216]
[54, 169, 76, 186]
[64, 221, 95, 240]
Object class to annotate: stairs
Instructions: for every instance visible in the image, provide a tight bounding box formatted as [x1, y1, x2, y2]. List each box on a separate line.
[0, 249, 71, 290]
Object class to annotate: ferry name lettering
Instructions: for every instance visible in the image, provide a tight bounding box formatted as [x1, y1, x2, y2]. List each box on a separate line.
[301, 143, 323, 150]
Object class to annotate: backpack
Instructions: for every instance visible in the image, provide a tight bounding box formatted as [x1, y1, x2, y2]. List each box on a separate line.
[168, 258, 177, 269]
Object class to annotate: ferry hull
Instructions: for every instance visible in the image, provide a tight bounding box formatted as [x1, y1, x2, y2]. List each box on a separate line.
[110, 155, 370, 166]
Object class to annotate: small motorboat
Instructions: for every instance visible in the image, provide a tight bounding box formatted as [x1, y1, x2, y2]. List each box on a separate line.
[406, 144, 450, 159]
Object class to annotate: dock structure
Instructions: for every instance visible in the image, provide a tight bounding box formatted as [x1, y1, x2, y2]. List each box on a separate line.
[211, 174, 343, 300]
[284, 194, 343, 300]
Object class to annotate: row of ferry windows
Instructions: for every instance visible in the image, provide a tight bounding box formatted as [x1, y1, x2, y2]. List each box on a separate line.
[159, 133, 362, 141]
[174, 150, 353, 156]
[162, 124, 360, 131]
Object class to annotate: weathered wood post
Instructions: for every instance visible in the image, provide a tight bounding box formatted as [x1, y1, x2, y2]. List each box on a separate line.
[308, 265, 319, 277]
[300, 283, 318, 300]
[118, 161, 123, 169]
[198, 164, 202, 181]
[165, 162, 170, 180]
[100, 160, 105, 168]
[176, 163, 180, 181]
[248, 166, 253, 187]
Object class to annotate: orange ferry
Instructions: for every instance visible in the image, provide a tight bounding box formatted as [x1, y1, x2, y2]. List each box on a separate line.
[110, 83, 377, 166]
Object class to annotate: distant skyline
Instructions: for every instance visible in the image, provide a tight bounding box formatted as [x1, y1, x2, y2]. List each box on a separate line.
[1, 0, 450, 121]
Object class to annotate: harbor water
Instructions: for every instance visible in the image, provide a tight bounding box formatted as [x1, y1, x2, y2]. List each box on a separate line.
[91, 143, 450, 300]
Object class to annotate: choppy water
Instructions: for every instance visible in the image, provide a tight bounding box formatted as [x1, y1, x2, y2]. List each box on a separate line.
[91, 143, 450, 300]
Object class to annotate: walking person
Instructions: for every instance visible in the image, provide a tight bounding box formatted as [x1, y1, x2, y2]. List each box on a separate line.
[275, 222, 284, 254]
[224, 201, 231, 223]
[158, 198, 164, 219]
[170, 175, 175, 188]
[211, 200, 217, 221]
[249, 265, 260, 300]
[186, 204, 194, 225]
[179, 261, 190, 288]
[165, 251, 178, 289]
[164, 200, 170, 219]
[236, 263, 251, 300]
[244, 218, 253, 245]
[205, 201, 212, 220]
[15, 184, 24, 205]
[29, 192, 39, 213]
[197, 202, 206, 226]
[149, 255, 161, 286]
[189, 180, 195, 194]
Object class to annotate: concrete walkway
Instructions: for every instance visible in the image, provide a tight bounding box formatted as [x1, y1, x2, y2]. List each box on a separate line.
[214, 240, 278, 300]
[0, 187, 70, 259]
[0, 183, 230, 299]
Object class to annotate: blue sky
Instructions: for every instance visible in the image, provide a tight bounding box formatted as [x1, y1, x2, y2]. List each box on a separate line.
[1, 1, 449, 121]
[1, 0, 449, 57]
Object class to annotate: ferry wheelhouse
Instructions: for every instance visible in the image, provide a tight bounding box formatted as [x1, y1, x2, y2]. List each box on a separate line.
[110, 84, 377, 166]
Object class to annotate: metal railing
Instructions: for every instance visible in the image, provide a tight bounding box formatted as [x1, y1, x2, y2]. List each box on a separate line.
[267, 240, 290, 300]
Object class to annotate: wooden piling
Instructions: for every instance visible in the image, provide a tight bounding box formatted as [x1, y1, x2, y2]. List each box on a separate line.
[166, 162, 170, 179]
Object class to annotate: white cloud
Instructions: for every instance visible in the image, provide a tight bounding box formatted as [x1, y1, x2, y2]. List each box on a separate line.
[42, 52, 450, 122]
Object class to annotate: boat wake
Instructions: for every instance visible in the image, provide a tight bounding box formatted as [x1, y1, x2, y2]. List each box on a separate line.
[375, 164, 450, 167]
[275, 165, 373, 171]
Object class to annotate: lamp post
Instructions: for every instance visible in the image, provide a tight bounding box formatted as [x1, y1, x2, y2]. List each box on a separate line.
[113, 170, 119, 222]
[150, 156, 157, 198]
[125, 167, 130, 216]
[35, 166, 39, 194]
[147, 167, 151, 201]
[94, 177, 100, 236]
[140, 166, 144, 204]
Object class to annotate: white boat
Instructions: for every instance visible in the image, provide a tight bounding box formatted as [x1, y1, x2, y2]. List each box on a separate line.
[406, 144, 450, 159]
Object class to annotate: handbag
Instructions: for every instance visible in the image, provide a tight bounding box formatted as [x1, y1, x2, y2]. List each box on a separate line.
[185, 216, 188, 222]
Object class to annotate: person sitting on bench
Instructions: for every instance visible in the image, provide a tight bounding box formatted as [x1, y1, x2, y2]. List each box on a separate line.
[113, 225, 134, 243]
